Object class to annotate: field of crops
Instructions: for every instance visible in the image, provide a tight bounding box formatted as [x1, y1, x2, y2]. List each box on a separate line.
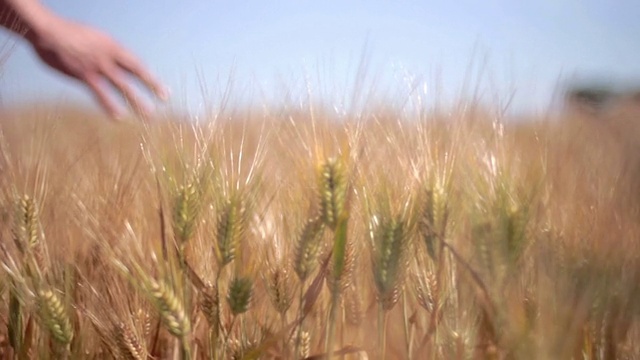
[0, 99, 639, 359]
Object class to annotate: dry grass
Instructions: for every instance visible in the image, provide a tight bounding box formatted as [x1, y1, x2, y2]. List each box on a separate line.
[0, 99, 639, 359]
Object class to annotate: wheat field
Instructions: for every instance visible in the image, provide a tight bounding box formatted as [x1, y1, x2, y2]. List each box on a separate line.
[0, 97, 639, 359]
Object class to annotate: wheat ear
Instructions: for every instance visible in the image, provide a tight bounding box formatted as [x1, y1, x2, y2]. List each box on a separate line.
[215, 195, 247, 268]
[145, 279, 190, 338]
[36, 288, 74, 345]
[172, 179, 203, 247]
[293, 215, 325, 283]
[317, 157, 348, 230]
[114, 322, 147, 360]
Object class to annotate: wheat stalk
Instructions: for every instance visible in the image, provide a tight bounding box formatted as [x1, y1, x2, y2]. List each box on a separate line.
[316, 156, 351, 359]
[327, 237, 356, 295]
[8, 285, 23, 354]
[368, 209, 411, 360]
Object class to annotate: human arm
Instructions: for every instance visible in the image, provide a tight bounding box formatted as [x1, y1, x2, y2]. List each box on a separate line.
[0, 0, 53, 37]
[0, 0, 168, 119]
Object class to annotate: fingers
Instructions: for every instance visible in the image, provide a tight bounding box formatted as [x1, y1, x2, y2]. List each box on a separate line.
[84, 73, 123, 120]
[115, 49, 169, 101]
[33, 19, 167, 120]
[102, 63, 152, 120]
[84, 42, 169, 120]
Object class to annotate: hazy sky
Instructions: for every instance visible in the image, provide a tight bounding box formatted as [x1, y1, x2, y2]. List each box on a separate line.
[1, 1, 639, 115]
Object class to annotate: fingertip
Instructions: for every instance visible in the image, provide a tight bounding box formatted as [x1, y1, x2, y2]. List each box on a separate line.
[138, 107, 153, 122]
[104, 98, 125, 121]
[158, 86, 170, 102]
[129, 98, 153, 122]
[86, 75, 123, 121]
[108, 107, 124, 121]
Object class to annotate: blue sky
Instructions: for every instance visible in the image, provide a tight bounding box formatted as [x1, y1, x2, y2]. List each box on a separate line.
[1, 1, 640, 115]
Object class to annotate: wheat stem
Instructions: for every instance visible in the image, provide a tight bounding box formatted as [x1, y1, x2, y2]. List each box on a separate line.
[378, 304, 388, 360]
[325, 215, 348, 360]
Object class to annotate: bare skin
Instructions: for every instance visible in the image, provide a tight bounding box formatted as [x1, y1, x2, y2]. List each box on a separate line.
[1, 0, 168, 119]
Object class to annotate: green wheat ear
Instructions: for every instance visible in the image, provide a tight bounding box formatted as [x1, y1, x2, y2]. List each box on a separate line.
[172, 179, 203, 246]
[473, 184, 531, 284]
[145, 279, 191, 338]
[315, 154, 352, 357]
[293, 215, 325, 282]
[501, 203, 529, 266]
[473, 217, 498, 281]
[371, 214, 410, 311]
[418, 181, 449, 261]
[36, 288, 74, 345]
[121, 259, 191, 340]
[316, 155, 352, 295]
[227, 276, 253, 315]
[317, 157, 348, 230]
[12, 194, 46, 272]
[215, 194, 247, 268]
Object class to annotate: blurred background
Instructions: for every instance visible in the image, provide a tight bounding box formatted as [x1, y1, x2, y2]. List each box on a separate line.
[1, 0, 639, 117]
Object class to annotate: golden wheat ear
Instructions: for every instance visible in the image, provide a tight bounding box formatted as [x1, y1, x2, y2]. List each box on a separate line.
[264, 265, 294, 316]
[200, 282, 219, 328]
[113, 322, 147, 360]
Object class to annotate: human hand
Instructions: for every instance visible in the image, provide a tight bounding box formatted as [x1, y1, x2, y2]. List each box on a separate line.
[27, 17, 168, 119]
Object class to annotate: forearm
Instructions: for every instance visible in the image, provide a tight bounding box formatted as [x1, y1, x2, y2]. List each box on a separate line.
[0, 0, 56, 41]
